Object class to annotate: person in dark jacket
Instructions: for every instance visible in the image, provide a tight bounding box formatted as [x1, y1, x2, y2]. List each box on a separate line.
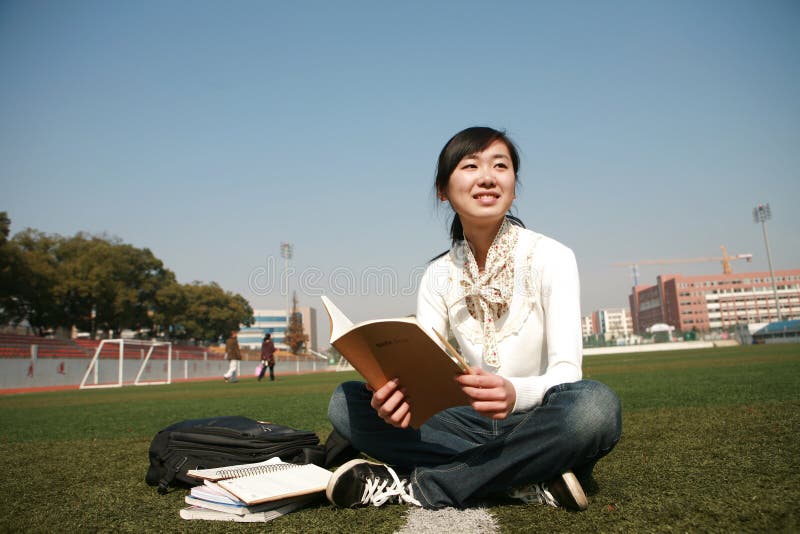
[223, 330, 241, 382]
[259, 333, 276, 381]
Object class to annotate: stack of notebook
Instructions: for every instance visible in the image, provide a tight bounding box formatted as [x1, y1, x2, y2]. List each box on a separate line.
[180, 457, 332, 522]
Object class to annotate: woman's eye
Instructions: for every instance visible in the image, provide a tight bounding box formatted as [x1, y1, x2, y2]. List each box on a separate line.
[495, 163, 508, 169]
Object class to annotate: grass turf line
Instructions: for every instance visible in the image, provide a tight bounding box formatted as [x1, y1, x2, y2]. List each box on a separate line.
[0, 344, 797, 533]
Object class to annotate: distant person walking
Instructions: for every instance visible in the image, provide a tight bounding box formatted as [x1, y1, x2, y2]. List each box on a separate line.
[258, 333, 276, 382]
[223, 330, 241, 383]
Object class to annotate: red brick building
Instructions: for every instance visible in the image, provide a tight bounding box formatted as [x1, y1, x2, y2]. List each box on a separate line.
[629, 269, 800, 334]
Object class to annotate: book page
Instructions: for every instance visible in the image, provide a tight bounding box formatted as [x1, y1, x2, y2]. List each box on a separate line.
[187, 457, 284, 481]
[190, 484, 241, 505]
[218, 463, 332, 505]
[320, 296, 353, 341]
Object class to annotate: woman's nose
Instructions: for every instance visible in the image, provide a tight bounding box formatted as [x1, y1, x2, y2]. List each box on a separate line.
[478, 169, 496, 186]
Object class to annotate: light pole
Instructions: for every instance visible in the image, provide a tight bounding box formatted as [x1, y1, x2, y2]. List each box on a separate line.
[91, 305, 96, 340]
[147, 307, 156, 340]
[752, 203, 782, 322]
[280, 242, 293, 349]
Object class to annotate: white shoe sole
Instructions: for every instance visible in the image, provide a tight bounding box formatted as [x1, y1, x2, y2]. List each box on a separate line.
[560, 471, 588, 511]
[325, 458, 375, 503]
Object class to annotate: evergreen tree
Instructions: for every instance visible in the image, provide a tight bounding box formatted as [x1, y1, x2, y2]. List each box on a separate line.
[284, 292, 308, 354]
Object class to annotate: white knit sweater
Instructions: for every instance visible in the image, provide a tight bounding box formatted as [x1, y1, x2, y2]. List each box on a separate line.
[416, 227, 583, 412]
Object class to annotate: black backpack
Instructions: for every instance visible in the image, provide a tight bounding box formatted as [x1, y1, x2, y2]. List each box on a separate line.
[145, 416, 324, 494]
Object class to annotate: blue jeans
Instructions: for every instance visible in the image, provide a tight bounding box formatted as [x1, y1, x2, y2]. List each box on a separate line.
[328, 379, 622, 509]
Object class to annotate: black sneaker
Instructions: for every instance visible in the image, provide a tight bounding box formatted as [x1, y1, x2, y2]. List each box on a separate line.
[508, 470, 588, 511]
[326, 459, 421, 508]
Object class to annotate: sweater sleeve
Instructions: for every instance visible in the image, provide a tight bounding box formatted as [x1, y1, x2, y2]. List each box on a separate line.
[415, 261, 449, 348]
[506, 243, 583, 412]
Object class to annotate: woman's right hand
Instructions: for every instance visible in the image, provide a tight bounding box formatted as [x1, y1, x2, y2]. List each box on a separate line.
[369, 379, 412, 429]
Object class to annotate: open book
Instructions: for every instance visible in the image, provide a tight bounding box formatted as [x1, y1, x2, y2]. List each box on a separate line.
[321, 296, 471, 428]
[187, 458, 331, 506]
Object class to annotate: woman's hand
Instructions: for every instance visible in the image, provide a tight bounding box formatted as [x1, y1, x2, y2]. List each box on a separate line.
[369, 379, 413, 429]
[455, 368, 516, 419]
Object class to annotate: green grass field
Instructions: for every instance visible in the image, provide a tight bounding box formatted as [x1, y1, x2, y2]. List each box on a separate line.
[1, 344, 798, 533]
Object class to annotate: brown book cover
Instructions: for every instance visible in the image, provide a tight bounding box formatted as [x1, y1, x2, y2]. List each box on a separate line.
[321, 296, 471, 428]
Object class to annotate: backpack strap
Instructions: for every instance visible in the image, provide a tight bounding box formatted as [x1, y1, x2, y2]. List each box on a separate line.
[322, 428, 361, 468]
[157, 455, 188, 494]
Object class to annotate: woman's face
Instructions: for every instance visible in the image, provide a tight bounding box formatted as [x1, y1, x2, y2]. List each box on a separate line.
[441, 139, 516, 228]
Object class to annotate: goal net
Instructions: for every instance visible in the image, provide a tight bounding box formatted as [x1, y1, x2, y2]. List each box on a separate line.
[79, 339, 172, 389]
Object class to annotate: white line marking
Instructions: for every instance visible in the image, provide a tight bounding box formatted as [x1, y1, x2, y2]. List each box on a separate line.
[395, 507, 498, 534]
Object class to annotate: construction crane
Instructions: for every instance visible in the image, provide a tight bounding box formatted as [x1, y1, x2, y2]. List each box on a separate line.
[616, 246, 753, 286]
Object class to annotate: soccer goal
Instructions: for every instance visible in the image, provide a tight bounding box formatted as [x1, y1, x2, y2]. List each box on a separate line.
[79, 339, 172, 389]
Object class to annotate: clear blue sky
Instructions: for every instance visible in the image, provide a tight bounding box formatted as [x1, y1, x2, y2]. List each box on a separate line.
[2, 0, 799, 345]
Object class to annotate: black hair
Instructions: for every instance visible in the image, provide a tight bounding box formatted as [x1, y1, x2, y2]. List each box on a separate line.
[263, 333, 271, 340]
[432, 126, 525, 258]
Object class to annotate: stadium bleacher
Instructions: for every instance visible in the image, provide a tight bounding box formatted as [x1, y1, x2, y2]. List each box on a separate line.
[0, 334, 223, 360]
[0, 334, 91, 358]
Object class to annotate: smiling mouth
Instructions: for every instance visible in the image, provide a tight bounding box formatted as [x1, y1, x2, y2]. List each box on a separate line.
[473, 193, 500, 200]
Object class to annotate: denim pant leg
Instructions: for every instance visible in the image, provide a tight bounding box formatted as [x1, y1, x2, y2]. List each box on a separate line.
[328, 381, 493, 467]
[412, 380, 622, 508]
[327, 379, 622, 509]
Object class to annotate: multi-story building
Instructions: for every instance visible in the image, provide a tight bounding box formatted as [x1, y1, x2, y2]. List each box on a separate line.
[597, 308, 634, 342]
[629, 269, 800, 334]
[236, 307, 318, 352]
[582, 309, 634, 344]
[581, 315, 595, 339]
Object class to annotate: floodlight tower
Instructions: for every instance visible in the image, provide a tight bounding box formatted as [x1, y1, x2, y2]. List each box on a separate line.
[752, 203, 782, 322]
[280, 242, 294, 345]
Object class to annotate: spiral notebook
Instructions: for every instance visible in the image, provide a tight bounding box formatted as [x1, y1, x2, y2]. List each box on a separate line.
[187, 458, 293, 482]
[188, 458, 331, 506]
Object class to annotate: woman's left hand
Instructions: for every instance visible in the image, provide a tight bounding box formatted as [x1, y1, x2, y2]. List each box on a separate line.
[455, 368, 516, 420]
